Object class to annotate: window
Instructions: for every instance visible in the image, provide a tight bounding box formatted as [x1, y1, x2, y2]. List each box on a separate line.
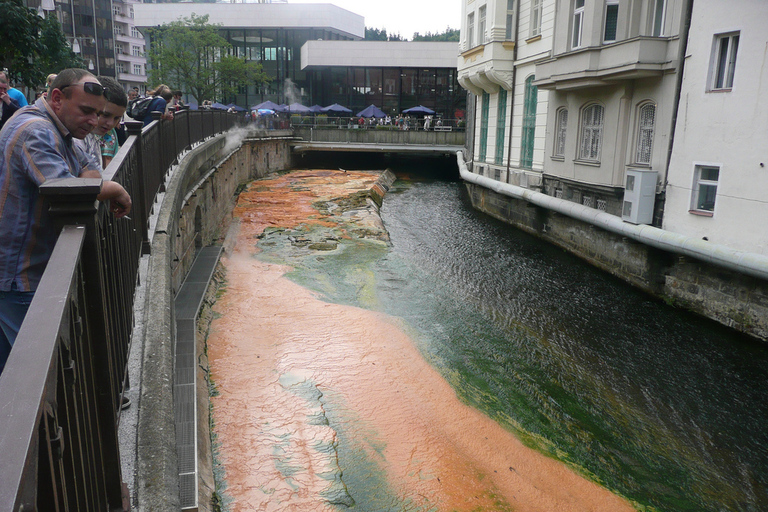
[554, 108, 568, 157]
[520, 76, 537, 169]
[530, 0, 542, 37]
[635, 103, 656, 165]
[572, 0, 585, 48]
[652, 0, 666, 36]
[506, 0, 516, 40]
[132, 45, 141, 57]
[115, 45, 123, 55]
[710, 32, 739, 91]
[129, 7, 134, 19]
[478, 6, 487, 45]
[112, 6, 121, 17]
[133, 64, 142, 75]
[495, 89, 508, 165]
[467, 12, 475, 48]
[116, 63, 124, 74]
[131, 26, 142, 39]
[691, 165, 719, 212]
[479, 92, 490, 162]
[604, 0, 619, 42]
[113, 26, 122, 36]
[579, 104, 604, 161]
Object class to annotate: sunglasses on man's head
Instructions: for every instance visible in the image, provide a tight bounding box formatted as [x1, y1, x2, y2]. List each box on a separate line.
[58, 82, 105, 96]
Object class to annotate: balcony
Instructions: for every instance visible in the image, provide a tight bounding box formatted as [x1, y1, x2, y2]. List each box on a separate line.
[117, 71, 147, 84]
[115, 32, 145, 45]
[457, 40, 516, 95]
[534, 36, 679, 90]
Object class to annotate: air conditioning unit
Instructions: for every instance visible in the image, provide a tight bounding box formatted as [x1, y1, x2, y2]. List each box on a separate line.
[622, 168, 657, 224]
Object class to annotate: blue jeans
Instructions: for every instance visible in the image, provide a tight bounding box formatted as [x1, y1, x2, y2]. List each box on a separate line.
[0, 289, 35, 376]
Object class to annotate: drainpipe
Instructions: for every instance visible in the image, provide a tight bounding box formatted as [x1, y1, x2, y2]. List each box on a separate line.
[505, 0, 521, 178]
[664, 0, 694, 188]
[458, 152, 768, 281]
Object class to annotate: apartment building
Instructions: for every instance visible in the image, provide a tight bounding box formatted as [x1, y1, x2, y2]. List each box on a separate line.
[112, 0, 148, 93]
[458, 0, 554, 188]
[662, 1, 768, 255]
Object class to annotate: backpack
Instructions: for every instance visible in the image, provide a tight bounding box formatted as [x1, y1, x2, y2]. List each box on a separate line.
[127, 96, 154, 120]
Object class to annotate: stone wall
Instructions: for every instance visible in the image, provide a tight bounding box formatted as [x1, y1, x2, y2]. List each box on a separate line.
[465, 182, 768, 341]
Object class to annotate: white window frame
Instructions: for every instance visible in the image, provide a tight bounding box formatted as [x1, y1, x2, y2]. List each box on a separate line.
[131, 26, 142, 39]
[554, 108, 568, 157]
[116, 62, 125, 74]
[112, 5, 121, 17]
[690, 164, 720, 213]
[635, 102, 656, 165]
[133, 64, 143, 76]
[506, 0, 516, 40]
[709, 32, 739, 91]
[572, 0, 585, 49]
[478, 5, 487, 45]
[652, 0, 666, 36]
[603, 0, 619, 43]
[131, 45, 141, 57]
[467, 12, 475, 48]
[579, 103, 604, 161]
[530, 0, 542, 38]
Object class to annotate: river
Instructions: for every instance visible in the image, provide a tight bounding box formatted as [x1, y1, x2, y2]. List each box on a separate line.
[208, 168, 768, 512]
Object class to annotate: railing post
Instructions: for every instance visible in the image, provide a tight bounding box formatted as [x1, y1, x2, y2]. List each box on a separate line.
[125, 121, 151, 255]
[40, 178, 127, 511]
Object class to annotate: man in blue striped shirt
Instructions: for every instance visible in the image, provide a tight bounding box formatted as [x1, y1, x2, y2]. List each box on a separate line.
[0, 68, 132, 376]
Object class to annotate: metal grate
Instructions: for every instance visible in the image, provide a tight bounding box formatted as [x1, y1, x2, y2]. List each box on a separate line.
[174, 246, 223, 510]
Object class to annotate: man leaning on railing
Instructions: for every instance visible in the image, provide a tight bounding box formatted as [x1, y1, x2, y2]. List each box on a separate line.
[0, 68, 132, 376]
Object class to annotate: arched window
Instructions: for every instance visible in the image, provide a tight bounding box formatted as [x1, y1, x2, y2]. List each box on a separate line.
[554, 108, 568, 157]
[579, 103, 604, 161]
[635, 102, 656, 165]
[520, 76, 537, 169]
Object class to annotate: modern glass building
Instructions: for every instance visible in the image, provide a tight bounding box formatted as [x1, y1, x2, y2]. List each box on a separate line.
[133, 3, 464, 116]
[302, 41, 464, 117]
[134, 2, 364, 107]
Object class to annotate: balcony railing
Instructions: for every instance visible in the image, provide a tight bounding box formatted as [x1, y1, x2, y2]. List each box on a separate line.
[0, 108, 243, 512]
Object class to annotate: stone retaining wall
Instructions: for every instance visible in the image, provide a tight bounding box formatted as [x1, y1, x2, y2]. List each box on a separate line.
[465, 182, 768, 341]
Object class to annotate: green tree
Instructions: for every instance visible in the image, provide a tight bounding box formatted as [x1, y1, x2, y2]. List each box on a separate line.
[365, 27, 403, 41]
[0, 0, 82, 87]
[147, 13, 271, 103]
[412, 28, 460, 42]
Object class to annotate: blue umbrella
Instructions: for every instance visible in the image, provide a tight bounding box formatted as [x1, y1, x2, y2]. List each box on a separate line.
[226, 103, 246, 112]
[402, 105, 435, 115]
[287, 102, 311, 113]
[321, 103, 352, 113]
[357, 104, 386, 118]
[252, 100, 283, 111]
[211, 102, 228, 110]
[308, 104, 324, 113]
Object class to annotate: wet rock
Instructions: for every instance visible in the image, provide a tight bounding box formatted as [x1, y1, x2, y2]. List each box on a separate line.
[308, 241, 338, 251]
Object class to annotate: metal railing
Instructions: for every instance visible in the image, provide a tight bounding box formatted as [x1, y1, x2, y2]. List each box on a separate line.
[0, 109, 243, 512]
[286, 115, 466, 132]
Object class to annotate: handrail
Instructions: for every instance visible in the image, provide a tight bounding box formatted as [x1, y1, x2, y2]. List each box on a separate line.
[0, 109, 244, 512]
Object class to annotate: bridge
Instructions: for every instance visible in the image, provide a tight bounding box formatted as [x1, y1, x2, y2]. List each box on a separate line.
[291, 125, 465, 157]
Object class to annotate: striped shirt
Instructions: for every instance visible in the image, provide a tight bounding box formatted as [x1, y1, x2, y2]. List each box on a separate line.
[0, 98, 99, 292]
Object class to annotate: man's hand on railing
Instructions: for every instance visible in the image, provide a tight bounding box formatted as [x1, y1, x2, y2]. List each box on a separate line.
[98, 181, 133, 219]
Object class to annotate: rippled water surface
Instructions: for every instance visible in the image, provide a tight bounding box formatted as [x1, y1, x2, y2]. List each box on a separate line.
[290, 174, 768, 512]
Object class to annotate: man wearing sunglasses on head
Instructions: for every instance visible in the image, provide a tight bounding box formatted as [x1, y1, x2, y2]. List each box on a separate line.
[0, 68, 132, 376]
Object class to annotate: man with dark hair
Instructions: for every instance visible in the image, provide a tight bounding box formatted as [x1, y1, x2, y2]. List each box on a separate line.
[75, 76, 128, 169]
[0, 68, 132, 375]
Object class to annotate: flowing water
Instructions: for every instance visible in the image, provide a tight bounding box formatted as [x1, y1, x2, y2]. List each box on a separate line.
[211, 169, 768, 512]
[275, 173, 768, 511]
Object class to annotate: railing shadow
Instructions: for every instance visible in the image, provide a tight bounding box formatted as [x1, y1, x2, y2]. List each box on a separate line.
[0, 108, 243, 512]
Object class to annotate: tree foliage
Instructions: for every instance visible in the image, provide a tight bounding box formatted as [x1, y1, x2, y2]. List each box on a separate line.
[412, 28, 460, 42]
[147, 13, 271, 103]
[365, 27, 403, 41]
[0, 0, 82, 88]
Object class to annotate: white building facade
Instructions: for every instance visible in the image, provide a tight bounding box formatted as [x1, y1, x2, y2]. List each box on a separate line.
[662, 0, 768, 255]
[533, 0, 686, 219]
[458, 0, 554, 188]
[112, 0, 148, 93]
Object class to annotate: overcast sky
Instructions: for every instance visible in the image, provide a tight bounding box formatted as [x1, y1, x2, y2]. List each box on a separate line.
[292, 0, 461, 40]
